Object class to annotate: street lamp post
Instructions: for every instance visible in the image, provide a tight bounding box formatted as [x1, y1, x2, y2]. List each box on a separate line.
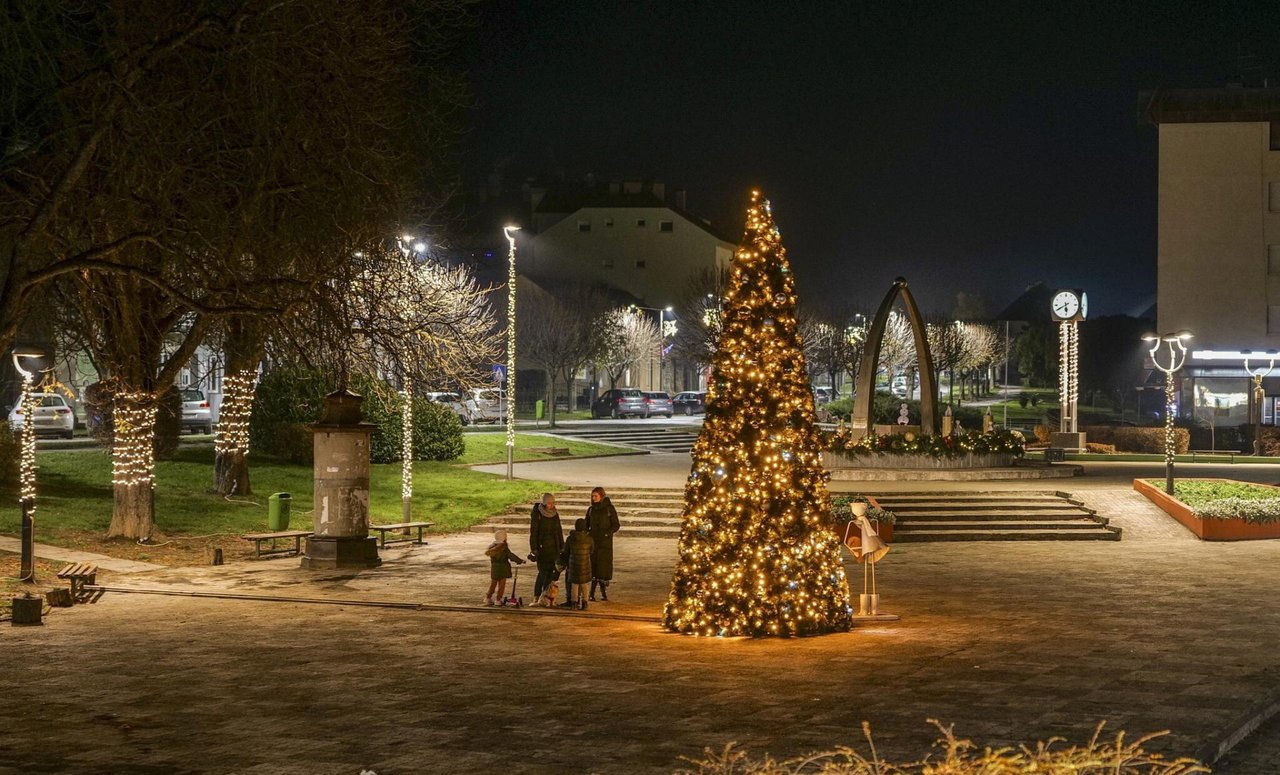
[1244, 351, 1276, 456]
[504, 225, 520, 481]
[12, 348, 43, 582]
[1144, 331, 1193, 495]
[631, 305, 673, 392]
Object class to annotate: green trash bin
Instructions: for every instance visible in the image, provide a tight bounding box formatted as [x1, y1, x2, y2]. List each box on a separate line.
[535, 399, 545, 420]
[267, 492, 292, 531]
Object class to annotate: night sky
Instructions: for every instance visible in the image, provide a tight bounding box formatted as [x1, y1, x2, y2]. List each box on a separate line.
[465, 1, 1280, 317]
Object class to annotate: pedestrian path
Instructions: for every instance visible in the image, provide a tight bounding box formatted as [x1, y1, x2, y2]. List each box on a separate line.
[546, 425, 697, 454]
[0, 536, 164, 573]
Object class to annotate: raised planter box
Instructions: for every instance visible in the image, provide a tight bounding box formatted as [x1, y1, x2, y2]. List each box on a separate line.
[1133, 478, 1280, 541]
[823, 451, 1016, 470]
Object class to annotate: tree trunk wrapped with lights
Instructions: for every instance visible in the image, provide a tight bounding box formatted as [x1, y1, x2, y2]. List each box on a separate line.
[107, 391, 157, 540]
[664, 190, 853, 637]
[214, 369, 257, 496]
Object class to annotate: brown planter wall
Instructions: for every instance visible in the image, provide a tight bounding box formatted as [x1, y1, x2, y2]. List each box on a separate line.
[1133, 478, 1280, 541]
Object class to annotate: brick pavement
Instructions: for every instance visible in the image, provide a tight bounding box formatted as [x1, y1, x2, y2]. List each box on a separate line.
[6, 496, 1280, 774]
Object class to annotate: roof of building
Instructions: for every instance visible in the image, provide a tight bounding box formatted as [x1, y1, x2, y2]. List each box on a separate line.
[534, 185, 738, 244]
[1139, 87, 1280, 125]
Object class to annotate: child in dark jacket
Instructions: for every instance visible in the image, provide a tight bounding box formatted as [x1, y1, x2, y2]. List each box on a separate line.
[484, 530, 525, 606]
[558, 518, 595, 610]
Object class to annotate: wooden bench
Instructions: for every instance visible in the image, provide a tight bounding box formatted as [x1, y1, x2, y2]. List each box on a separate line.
[369, 521, 434, 548]
[1191, 449, 1237, 463]
[241, 529, 313, 558]
[56, 562, 98, 600]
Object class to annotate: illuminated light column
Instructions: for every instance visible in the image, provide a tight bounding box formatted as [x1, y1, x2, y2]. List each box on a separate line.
[504, 225, 521, 481]
[1145, 331, 1193, 495]
[1058, 321, 1079, 434]
[12, 349, 42, 582]
[1244, 352, 1275, 456]
[401, 377, 413, 522]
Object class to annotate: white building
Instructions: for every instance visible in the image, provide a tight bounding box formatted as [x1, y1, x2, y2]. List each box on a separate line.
[1144, 87, 1280, 426]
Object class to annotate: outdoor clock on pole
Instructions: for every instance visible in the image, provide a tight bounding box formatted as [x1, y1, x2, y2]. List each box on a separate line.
[1051, 289, 1087, 322]
[1051, 288, 1086, 446]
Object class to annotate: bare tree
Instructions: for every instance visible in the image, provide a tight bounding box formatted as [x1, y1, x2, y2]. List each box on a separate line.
[927, 318, 966, 406]
[672, 267, 730, 372]
[879, 310, 919, 387]
[596, 308, 661, 390]
[517, 282, 609, 427]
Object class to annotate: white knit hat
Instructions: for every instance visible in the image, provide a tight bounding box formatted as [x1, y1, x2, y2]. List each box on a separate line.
[494, 530, 508, 543]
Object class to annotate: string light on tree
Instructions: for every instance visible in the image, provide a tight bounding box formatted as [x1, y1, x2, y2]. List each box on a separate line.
[401, 377, 414, 521]
[663, 190, 853, 638]
[1145, 331, 1192, 495]
[112, 391, 158, 489]
[214, 370, 256, 495]
[14, 353, 39, 582]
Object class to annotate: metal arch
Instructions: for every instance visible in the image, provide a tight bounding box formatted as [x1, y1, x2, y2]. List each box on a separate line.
[848, 278, 939, 438]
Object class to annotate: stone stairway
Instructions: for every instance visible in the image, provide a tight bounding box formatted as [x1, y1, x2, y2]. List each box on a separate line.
[472, 486, 686, 539]
[868, 490, 1121, 542]
[546, 426, 696, 454]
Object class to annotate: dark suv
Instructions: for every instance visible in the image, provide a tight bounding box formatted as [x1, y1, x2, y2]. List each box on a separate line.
[672, 391, 707, 415]
[591, 388, 647, 419]
[641, 391, 674, 418]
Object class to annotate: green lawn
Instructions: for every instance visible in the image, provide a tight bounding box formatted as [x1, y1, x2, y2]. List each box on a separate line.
[22, 432, 627, 544]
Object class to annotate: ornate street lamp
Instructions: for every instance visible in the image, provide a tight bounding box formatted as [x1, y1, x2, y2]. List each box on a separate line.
[503, 225, 521, 481]
[1144, 331, 1193, 495]
[1243, 351, 1276, 456]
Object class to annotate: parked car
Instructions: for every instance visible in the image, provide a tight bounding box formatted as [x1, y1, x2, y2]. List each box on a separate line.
[591, 388, 647, 419]
[641, 391, 674, 418]
[8, 393, 75, 439]
[813, 386, 834, 404]
[672, 391, 707, 415]
[469, 387, 505, 423]
[179, 388, 214, 434]
[425, 391, 473, 425]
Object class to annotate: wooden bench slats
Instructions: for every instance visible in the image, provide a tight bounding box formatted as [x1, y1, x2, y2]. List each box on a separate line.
[369, 521, 434, 548]
[242, 530, 313, 540]
[370, 521, 433, 531]
[57, 562, 97, 579]
[240, 530, 313, 559]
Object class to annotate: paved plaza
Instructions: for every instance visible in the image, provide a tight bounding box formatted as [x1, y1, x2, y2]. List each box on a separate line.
[6, 457, 1280, 773]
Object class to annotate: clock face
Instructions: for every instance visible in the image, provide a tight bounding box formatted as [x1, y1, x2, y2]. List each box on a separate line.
[1052, 291, 1080, 320]
[1080, 292, 1088, 319]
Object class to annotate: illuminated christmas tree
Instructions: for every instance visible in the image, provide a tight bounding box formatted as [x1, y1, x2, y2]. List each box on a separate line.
[664, 190, 853, 637]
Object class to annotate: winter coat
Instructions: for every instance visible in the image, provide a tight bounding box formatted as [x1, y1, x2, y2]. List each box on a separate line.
[485, 541, 522, 580]
[585, 499, 621, 580]
[559, 528, 594, 586]
[529, 505, 565, 572]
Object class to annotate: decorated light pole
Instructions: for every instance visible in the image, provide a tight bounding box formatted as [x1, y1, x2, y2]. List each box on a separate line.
[1144, 331, 1193, 495]
[11, 348, 44, 582]
[1244, 351, 1276, 456]
[504, 225, 520, 481]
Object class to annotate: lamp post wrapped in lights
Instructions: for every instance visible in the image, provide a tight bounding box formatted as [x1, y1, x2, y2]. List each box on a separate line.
[11, 348, 44, 582]
[1144, 331, 1192, 495]
[504, 225, 520, 481]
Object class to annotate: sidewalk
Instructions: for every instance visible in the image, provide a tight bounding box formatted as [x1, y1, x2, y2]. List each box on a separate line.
[0, 536, 164, 573]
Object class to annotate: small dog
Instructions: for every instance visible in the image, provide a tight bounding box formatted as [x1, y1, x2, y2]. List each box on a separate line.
[538, 581, 559, 608]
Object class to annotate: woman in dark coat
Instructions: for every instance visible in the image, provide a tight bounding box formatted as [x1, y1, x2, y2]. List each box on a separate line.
[529, 492, 564, 599]
[585, 486, 621, 601]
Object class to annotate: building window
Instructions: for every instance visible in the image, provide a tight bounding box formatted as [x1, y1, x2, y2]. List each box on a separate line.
[1270, 245, 1280, 275]
[659, 220, 674, 232]
[1270, 182, 1280, 213]
[635, 260, 647, 269]
[578, 220, 591, 233]
[604, 218, 614, 227]
[636, 219, 647, 228]
[601, 259, 614, 269]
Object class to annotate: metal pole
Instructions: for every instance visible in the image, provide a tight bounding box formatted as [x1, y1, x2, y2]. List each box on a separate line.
[1003, 320, 1009, 428]
[504, 226, 520, 481]
[1164, 376, 1175, 495]
[16, 366, 36, 582]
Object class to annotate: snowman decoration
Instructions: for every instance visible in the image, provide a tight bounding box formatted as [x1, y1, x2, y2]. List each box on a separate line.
[897, 402, 910, 426]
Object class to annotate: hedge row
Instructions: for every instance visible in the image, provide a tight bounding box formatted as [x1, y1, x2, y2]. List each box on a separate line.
[1083, 425, 1189, 454]
[251, 368, 464, 465]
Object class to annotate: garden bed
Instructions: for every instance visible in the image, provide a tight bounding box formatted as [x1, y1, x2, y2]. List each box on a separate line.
[1133, 478, 1280, 541]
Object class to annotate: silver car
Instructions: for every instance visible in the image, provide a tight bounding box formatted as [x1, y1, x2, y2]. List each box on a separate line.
[180, 389, 214, 434]
[469, 388, 505, 423]
[592, 388, 647, 419]
[425, 391, 473, 425]
[8, 393, 75, 438]
[641, 391, 674, 418]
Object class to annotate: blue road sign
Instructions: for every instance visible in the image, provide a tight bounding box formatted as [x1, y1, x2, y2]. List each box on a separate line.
[493, 364, 507, 383]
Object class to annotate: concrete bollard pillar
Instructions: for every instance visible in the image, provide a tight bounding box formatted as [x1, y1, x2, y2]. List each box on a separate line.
[301, 389, 381, 570]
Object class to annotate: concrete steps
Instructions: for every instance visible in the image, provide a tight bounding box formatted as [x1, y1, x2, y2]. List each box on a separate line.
[546, 427, 696, 454]
[867, 490, 1120, 542]
[472, 486, 687, 539]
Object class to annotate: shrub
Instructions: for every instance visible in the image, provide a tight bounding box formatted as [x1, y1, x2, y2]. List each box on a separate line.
[1030, 393, 1042, 407]
[1085, 442, 1117, 454]
[251, 368, 464, 464]
[1033, 424, 1051, 443]
[873, 392, 918, 424]
[0, 421, 18, 495]
[1017, 391, 1030, 408]
[824, 397, 852, 421]
[1084, 426, 1190, 454]
[830, 496, 895, 525]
